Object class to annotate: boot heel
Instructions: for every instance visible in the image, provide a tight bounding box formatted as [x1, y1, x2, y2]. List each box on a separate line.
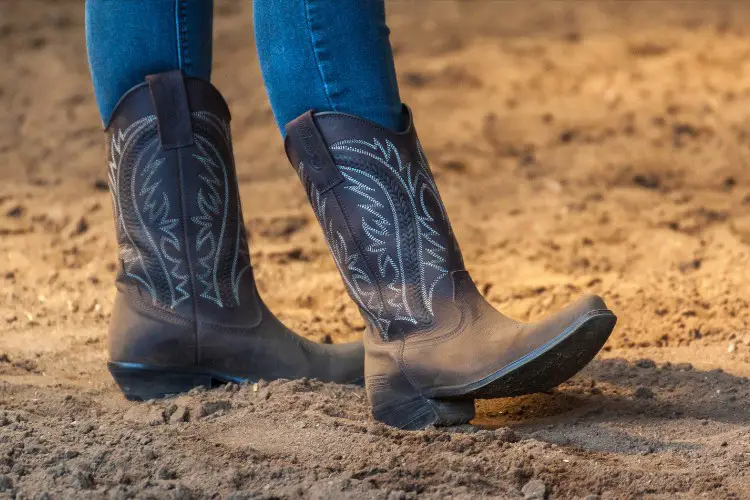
[108, 362, 214, 401]
[367, 371, 475, 430]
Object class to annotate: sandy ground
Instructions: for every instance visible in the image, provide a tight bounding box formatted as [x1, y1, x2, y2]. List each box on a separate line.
[2, 0, 750, 497]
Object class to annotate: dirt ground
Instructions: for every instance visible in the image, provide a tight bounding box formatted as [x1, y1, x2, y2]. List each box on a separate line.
[2, 0, 750, 498]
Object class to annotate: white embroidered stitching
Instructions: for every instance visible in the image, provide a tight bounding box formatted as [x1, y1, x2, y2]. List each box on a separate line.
[191, 111, 248, 307]
[330, 138, 450, 317]
[300, 162, 391, 336]
[110, 116, 160, 303]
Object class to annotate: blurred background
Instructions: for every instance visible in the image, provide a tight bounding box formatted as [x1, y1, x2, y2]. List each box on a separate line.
[1, 1, 750, 498]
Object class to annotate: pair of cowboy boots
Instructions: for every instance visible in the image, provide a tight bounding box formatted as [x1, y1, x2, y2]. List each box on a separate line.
[105, 71, 616, 429]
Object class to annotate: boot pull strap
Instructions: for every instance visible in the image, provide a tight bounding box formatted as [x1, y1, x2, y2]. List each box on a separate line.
[146, 71, 195, 150]
[285, 111, 343, 194]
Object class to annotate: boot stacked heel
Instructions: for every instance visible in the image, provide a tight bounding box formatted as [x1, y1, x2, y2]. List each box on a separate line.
[108, 362, 244, 401]
[368, 372, 475, 430]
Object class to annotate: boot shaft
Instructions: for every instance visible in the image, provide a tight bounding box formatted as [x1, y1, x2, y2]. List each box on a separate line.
[285, 107, 465, 340]
[106, 72, 254, 321]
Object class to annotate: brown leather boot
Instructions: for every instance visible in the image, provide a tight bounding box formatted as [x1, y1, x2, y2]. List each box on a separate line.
[285, 106, 616, 429]
[105, 71, 363, 400]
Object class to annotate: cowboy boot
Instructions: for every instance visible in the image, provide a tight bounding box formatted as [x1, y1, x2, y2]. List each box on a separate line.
[105, 71, 363, 400]
[285, 105, 617, 429]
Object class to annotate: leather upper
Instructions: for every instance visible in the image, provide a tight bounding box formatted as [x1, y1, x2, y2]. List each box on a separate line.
[286, 106, 612, 395]
[286, 106, 465, 341]
[105, 72, 364, 383]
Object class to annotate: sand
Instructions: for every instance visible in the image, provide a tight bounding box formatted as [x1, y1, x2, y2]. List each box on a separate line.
[1, 1, 750, 497]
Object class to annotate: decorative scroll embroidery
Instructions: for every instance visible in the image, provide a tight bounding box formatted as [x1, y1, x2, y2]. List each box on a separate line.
[298, 162, 392, 336]
[109, 111, 249, 309]
[191, 112, 249, 308]
[296, 136, 454, 339]
[109, 115, 189, 307]
[330, 139, 450, 318]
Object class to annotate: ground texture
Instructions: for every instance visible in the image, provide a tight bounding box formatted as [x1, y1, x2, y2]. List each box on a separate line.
[2, 1, 750, 498]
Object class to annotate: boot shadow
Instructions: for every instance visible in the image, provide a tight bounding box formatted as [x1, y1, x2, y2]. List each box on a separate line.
[472, 357, 749, 454]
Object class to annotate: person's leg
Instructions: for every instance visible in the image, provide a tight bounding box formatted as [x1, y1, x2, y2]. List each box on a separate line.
[253, 0, 403, 134]
[85, 0, 213, 124]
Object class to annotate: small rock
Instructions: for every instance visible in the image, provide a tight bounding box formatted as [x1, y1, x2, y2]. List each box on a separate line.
[728, 342, 736, 354]
[494, 427, 519, 443]
[163, 404, 178, 419]
[633, 174, 660, 190]
[73, 470, 95, 489]
[157, 467, 177, 480]
[559, 130, 576, 143]
[199, 400, 231, 418]
[635, 358, 656, 369]
[6, 205, 24, 218]
[124, 405, 165, 425]
[70, 216, 89, 236]
[169, 406, 190, 424]
[521, 479, 547, 499]
[0, 474, 13, 492]
[634, 386, 655, 399]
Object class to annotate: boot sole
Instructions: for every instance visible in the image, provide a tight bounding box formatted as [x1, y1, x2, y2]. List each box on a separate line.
[108, 362, 249, 401]
[109, 362, 366, 401]
[371, 310, 616, 430]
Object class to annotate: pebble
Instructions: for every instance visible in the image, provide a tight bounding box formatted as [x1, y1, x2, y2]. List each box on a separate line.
[494, 427, 519, 443]
[169, 406, 190, 424]
[73, 470, 94, 489]
[157, 467, 177, 480]
[199, 400, 231, 418]
[634, 386, 655, 399]
[635, 358, 656, 369]
[0, 474, 13, 492]
[521, 479, 547, 499]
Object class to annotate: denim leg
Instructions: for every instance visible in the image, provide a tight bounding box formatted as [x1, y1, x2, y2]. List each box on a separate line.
[253, 0, 403, 135]
[85, 0, 213, 124]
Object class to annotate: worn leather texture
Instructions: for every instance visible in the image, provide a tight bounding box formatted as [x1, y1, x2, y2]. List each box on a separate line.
[286, 106, 613, 398]
[105, 72, 363, 383]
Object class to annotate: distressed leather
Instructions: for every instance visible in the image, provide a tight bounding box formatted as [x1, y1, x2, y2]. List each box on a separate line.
[285, 105, 614, 406]
[105, 71, 363, 384]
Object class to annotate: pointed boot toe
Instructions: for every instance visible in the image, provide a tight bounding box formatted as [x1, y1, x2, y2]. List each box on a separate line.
[104, 71, 363, 400]
[466, 294, 616, 399]
[285, 106, 615, 429]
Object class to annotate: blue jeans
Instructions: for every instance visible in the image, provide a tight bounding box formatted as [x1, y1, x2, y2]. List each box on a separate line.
[85, 0, 402, 134]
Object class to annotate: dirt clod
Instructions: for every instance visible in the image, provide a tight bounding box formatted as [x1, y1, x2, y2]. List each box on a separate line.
[522, 479, 547, 499]
[0, 475, 13, 492]
[634, 386, 655, 399]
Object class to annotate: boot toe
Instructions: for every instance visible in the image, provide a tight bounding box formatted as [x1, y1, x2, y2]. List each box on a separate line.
[465, 294, 616, 399]
[538, 294, 611, 335]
